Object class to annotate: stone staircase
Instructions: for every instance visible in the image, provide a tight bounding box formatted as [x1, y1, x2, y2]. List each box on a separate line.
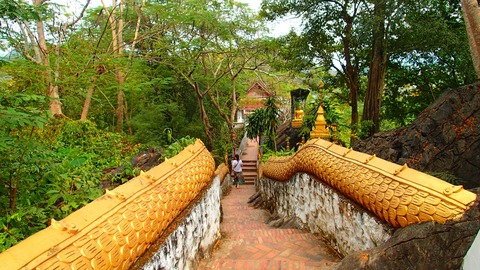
[242, 160, 257, 185]
[241, 139, 258, 185]
[197, 185, 341, 269]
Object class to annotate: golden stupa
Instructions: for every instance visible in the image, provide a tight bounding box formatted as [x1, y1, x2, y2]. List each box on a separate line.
[310, 104, 330, 140]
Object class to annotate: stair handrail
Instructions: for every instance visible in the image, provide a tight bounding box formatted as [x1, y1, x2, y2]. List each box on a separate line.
[236, 131, 248, 157]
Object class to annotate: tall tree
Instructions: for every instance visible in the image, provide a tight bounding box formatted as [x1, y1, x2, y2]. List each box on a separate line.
[461, 0, 480, 78]
[97, 0, 146, 132]
[145, 0, 268, 149]
[101, 0, 126, 132]
[363, 0, 388, 136]
[0, 0, 90, 116]
[261, 0, 366, 143]
[383, 0, 475, 126]
[208, 39, 274, 146]
[363, 0, 470, 136]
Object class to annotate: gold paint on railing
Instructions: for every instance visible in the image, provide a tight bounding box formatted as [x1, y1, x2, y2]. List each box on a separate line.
[261, 138, 477, 228]
[0, 139, 215, 270]
[215, 163, 229, 183]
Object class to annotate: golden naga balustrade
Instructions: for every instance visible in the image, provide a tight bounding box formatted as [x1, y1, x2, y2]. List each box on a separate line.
[214, 163, 230, 183]
[0, 139, 215, 270]
[261, 138, 477, 228]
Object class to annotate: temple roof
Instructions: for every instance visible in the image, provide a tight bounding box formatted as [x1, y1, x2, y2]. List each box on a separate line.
[241, 82, 272, 111]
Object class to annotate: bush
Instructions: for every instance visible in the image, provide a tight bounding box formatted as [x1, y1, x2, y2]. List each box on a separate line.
[260, 147, 295, 163]
[163, 136, 196, 158]
[0, 91, 199, 251]
[0, 112, 141, 251]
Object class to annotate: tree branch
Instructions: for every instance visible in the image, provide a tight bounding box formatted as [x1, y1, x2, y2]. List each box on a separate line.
[16, 19, 42, 64]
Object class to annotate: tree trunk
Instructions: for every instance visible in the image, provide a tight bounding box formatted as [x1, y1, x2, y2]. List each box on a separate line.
[115, 70, 125, 132]
[124, 98, 133, 135]
[48, 85, 63, 117]
[462, 0, 480, 79]
[102, 0, 126, 132]
[34, 0, 63, 116]
[229, 77, 238, 151]
[363, 0, 387, 136]
[349, 81, 359, 144]
[342, 15, 360, 144]
[80, 79, 96, 121]
[194, 83, 214, 150]
[116, 0, 125, 132]
[34, 0, 89, 117]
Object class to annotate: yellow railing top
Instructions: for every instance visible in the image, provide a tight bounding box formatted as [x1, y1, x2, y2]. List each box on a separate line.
[0, 139, 215, 270]
[261, 138, 477, 227]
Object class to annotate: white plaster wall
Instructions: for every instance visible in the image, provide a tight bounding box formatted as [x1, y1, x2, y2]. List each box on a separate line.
[259, 173, 393, 256]
[141, 177, 222, 270]
[463, 229, 480, 270]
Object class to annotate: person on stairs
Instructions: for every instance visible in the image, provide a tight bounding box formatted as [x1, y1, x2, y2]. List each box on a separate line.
[231, 154, 244, 188]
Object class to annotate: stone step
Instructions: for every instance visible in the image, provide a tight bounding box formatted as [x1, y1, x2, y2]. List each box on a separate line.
[243, 171, 257, 178]
[197, 185, 341, 270]
[198, 259, 330, 270]
[242, 166, 257, 172]
[242, 160, 257, 166]
[239, 141, 258, 186]
[243, 175, 256, 183]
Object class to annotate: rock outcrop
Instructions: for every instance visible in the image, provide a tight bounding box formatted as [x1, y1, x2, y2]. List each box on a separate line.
[354, 83, 480, 188]
[334, 195, 479, 270]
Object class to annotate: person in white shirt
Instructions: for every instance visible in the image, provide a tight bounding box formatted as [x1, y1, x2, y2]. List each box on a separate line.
[231, 154, 244, 188]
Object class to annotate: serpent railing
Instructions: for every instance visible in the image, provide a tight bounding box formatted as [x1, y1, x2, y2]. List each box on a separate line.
[1, 137, 477, 269]
[260, 138, 477, 227]
[0, 139, 216, 270]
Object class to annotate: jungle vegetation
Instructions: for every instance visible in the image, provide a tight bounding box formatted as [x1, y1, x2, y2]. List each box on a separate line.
[0, 0, 477, 251]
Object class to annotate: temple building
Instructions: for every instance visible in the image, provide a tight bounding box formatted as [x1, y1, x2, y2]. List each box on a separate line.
[234, 82, 272, 128]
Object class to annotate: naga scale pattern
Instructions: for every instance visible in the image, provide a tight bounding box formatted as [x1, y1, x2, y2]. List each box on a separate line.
[261, 139, 477, 228]
[214, 163, 229, 183]
[0, 139, 215, 270]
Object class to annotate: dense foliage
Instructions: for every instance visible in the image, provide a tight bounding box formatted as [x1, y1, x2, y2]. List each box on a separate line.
[0, 91, 198, 251]
[261, 0, 475, 141]
[0, 0, 270, 249]
[0, 92, 142, 251]
[246, 96, 280, 151]
[0, 0, 477, 252]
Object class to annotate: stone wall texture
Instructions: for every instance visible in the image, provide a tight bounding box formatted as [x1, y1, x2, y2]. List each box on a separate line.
[258, 137, 479, 269]
[257, 174, 393, 256]
[353, 82, 480, 188]
[335, 198, 479, 270]
[261, 139, 477, 228]
[135, 177, 223, 270]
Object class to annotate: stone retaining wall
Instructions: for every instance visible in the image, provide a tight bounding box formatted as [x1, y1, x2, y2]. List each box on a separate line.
[134, 175, 228, 270]
[256, 138, 479, 268]
[261, 138, 477, 228]
[256, 174, 393, 256]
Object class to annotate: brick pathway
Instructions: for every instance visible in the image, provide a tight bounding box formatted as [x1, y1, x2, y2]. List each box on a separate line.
[241, 139, 259, 185]
[197, 185, 341, 270]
